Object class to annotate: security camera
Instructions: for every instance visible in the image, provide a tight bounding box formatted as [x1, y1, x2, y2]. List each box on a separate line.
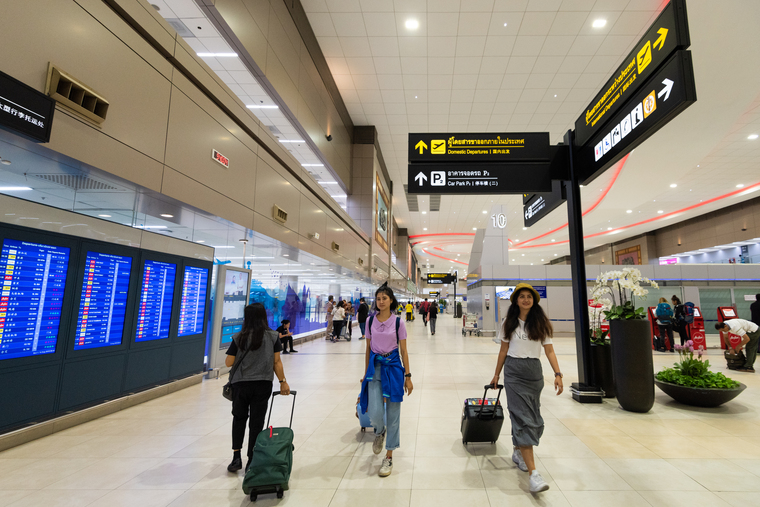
[325, 134, 333, 141]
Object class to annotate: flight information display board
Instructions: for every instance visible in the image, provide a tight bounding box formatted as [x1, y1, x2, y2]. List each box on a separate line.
[135, 260, 176, 342]
[0, 239, 70, 360]
[220, 270, 249, 347]
[73, 252, 132, 350]
[178, 266, 208, 337]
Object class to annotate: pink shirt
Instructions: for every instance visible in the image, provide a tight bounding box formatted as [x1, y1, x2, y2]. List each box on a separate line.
[368, 315, 407, 354]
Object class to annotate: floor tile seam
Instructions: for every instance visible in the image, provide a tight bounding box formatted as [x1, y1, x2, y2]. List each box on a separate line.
[663, 457, 743, 493]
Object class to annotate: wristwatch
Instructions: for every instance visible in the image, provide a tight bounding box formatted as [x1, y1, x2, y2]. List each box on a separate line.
[279, 379, 287, 383]
[554, 372, 563, 378]
[405, 373, 412, 378]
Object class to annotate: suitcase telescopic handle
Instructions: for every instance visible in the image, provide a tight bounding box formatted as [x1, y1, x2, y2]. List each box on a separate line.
[479, 384, 503, 420]
[267, 390, 297, 429]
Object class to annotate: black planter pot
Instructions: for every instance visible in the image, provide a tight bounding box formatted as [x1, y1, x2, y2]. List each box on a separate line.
[590, 343, 615, 398]
[610, 319, 654, 412]
[654, 379, 747, 407]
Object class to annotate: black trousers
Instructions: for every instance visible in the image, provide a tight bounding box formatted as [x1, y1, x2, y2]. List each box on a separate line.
[280, 336, 294, 351]
[332, 321, 344, 338]
[231, 380, 273, 457]
[675, 322, 690, 346]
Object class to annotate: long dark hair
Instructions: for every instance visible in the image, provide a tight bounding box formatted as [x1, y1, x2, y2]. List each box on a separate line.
[502, 288, 553, 341]
[239, 303, 269, 351]
[671, 295, 682, 305]
[374, 282, 399, 311]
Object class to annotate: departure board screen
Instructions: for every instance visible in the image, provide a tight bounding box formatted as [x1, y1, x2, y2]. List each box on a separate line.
[178, 266, 208, 337]
[220, 270, 249, 347]
[0, 239, 70, 360]
[73, 252, 132, 350]
[135, 260, 176, 342]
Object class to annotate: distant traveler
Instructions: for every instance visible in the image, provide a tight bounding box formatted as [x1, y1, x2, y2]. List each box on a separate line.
[429, 301, 438, 335]
[671, 296, 690, 346]
[489, 283, 562, 494]
[276, 319, 298, 354]
[405, 301, 413, 322]
[225, 303, 291, 473]
[655, 297, 675, 352]
[751, 294, 760, 327]
[331, 300, 346, 342]
[358, 297, 369, 340]
[421, 298, 430, 326]
[360, 282, 413, 477]
[715, 318, 760, 372]
[325, 295, 335, 339]
[346, 301, 354, 338]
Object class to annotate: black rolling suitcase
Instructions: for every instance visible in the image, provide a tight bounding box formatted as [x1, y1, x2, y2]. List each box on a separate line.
[461, 384, 504, 445]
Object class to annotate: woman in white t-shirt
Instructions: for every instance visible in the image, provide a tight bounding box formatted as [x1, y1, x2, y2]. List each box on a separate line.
[331, 301, 346, 342]
[489, 283, 563, 494]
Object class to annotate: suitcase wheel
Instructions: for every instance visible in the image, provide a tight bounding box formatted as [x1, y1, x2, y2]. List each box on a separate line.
[277, 487, 284, 499]
[361, 427, 366, 432]
[462, 439, 466, 445]
[250, 493, 257, 502]
[347, 337, 351, 341]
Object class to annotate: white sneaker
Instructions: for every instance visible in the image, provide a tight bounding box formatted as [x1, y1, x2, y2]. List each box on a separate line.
[379, 457, 393, 477]
[512, 448, 528, 472]
[372, 430, 386, 454]
[529, 470, 549, 493]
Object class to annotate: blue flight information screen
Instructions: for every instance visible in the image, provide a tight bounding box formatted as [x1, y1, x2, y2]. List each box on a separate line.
[135, 260, 176, 342]
[74, 252, 132, 350]
[0, 239, 70, 360]
[178, 266, 208, 337]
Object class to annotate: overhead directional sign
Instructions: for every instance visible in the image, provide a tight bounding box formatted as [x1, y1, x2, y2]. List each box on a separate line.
[578, 50, 697, 185]
[408, 163, 552, 194]
[409, 132, 550, 163]
[427, 273, 456, 284]
[524, 180, 565, 228]
[574, 0, 690, 147]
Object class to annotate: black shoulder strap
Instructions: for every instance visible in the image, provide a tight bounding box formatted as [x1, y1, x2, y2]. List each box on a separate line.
[396, 316, 400, 344]
[369, 315, 374, 337]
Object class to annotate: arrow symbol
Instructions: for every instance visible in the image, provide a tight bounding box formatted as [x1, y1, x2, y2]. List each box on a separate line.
[653, 27, 668, 51]
[415, 172, 428, 185]
[415, 140, 428, 154]
[658, 78, 674, 101]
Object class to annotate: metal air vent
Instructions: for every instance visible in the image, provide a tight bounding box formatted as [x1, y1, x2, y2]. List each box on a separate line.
[331, 241, 340, 252]
[430, 194, 441, 211]
[46, 64, 109, 125]
[273, 205, 288, 223]
[165, 18, 195, 38]
[268, 125, 283, 136]
[403, 184, 419, 212]
[33, 174, 119, 191]
[358, 257, 364, 266]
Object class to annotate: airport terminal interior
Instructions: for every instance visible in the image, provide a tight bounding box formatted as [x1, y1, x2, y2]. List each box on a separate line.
[1, 0, 760, 505]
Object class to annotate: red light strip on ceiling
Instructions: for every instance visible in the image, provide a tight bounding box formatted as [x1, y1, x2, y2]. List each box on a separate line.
[421, 248, 469, 266]
[517, 154, 628, 247]
[513, 182, 760, 249]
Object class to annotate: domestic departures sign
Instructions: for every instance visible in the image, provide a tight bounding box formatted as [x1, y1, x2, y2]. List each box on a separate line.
[574, 0, 690, 147]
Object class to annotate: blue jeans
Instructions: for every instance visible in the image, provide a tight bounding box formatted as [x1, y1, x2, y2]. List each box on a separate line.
[368, 361, 401, 450]
[359, 322, 366, 336]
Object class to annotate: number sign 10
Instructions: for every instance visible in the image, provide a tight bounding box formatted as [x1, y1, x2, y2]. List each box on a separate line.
[491, 213, 507, 229]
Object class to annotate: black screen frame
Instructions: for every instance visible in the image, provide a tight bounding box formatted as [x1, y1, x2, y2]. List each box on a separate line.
[173, 259, 212, 342]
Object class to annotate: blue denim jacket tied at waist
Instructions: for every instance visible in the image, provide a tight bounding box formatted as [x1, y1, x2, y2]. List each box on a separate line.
[359, 349, 405, 415]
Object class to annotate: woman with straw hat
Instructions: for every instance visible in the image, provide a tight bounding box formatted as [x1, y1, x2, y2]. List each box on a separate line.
[489, 283, 563, 493]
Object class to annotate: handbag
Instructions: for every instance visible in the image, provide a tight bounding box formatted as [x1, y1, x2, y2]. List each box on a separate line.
[223, 346, 250, 401]
[725, 349, 746, 371]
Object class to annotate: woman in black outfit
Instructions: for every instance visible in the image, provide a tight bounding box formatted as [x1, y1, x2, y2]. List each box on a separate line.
[225, 303, 291, 473]
[671, 295, 690, 346]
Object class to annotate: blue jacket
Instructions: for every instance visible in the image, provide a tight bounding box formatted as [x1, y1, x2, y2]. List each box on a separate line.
[359, 349, 405, 414]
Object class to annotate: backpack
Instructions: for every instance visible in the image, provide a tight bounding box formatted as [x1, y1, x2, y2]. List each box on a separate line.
[368, 315, 401, 344]
[656, 303, 673, 324]
[683, 302, 695, 324]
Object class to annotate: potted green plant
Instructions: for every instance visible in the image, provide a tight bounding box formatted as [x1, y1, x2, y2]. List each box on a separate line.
[592, 268, 659, 413]
[588, 298, 614, 398]
[655, 341, 746, 407]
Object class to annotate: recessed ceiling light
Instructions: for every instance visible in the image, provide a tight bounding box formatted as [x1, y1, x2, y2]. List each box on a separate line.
[0, 186, 30, 190]
[607, 227, 613, 230]
[592, 19, 607, 28]
[422, 211, 427, 214]
[748, 134, 758, 140]
[473, 227, 477, 230]
[521, 254, 525, 256]
[554, 94, 557, 97]
[554, 254, 557, 256]
[98, 214, 112, 218]
[551, 239, 555, 242]
[415, 95, 418, 99]
[482, 210, 487, 214]
[522, 227, 527, 230]
[670, 183, 677, 188]
[160, 214, 173, 218]
[657, 210, 664, 214]
[197, 52, 238, 57]
[626, 210, 632, 213]
[405, 19, 419, 30]
[0, 160, 11, 166]
[457, 254, 460, 256]
[737, 184, 745, 188]
[512, 259, 515, 261]
[196, 240, 205, 243]
[541, 259, 544, 262]
[302, 163, 324, 167]
[247, 105, 278, 109]
[423, 227, 427, 230]
[280, 140, 305, 143]
[503, 22, 507, 27]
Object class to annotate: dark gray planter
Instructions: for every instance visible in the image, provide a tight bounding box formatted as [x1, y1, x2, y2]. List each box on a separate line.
[655, 379, 747, 407]
[610, 319, 654, 413]
[590, 343, 615, 398]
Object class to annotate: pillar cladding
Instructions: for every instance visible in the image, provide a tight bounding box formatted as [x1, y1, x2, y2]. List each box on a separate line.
[328, 284, 341, 301]
[481, 204, 511, 266]
[347, 141, 376, 238]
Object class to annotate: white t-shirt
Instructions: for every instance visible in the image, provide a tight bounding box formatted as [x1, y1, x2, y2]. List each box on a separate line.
[333, 307, 345, 320]
[726, 318, 759, 336]
[499, 319, 552, 359]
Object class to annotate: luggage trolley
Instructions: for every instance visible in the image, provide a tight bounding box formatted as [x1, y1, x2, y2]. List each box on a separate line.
[462, 313, 481, 336]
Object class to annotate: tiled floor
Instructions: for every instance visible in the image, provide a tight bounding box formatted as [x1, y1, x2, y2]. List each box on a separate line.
[2, 316, 760, 506]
